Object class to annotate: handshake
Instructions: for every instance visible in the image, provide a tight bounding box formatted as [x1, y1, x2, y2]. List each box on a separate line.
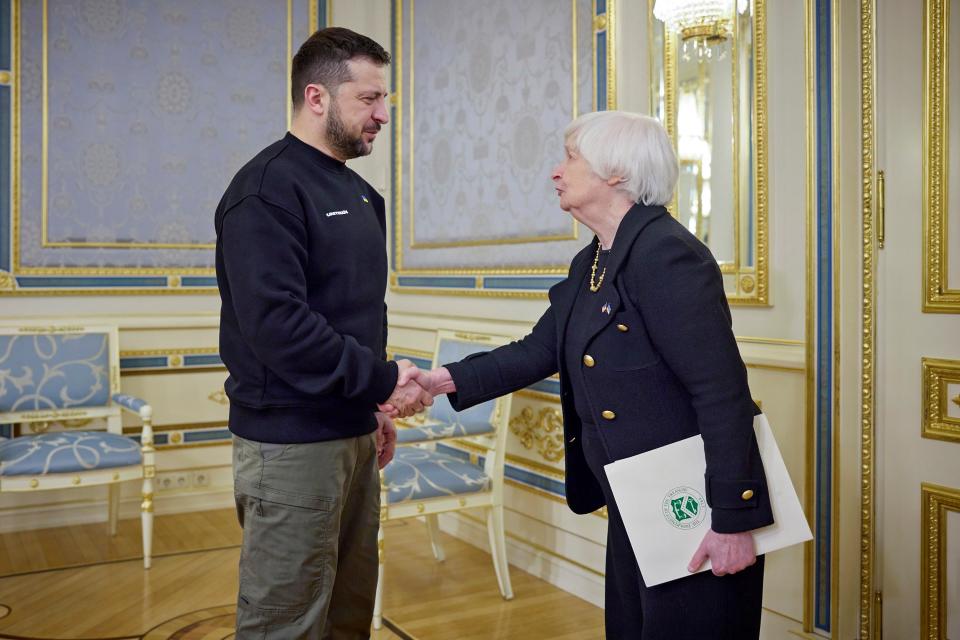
[378, 359, 457, 418]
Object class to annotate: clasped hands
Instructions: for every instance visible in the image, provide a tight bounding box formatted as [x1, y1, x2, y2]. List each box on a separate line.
[373, 362, 456, 470]
[378, 360, 455, 418]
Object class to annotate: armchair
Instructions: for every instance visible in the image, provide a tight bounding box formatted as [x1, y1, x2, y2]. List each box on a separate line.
[374, 330, 515, 629]
[0, 324, 155, 568]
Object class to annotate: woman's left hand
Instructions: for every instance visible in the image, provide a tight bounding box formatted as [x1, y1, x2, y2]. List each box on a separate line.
[687, 529, 756, 576]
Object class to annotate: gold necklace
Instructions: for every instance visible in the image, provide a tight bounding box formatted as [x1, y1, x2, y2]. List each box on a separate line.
[589, 242, 606, 293]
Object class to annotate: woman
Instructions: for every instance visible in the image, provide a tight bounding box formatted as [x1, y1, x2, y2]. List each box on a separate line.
[398, 111, 772, 639]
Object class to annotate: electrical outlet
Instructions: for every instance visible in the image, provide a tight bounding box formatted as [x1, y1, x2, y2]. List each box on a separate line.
[157, 471, 192, 492]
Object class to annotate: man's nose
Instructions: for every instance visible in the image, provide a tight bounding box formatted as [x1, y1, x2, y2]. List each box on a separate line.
[373, 100, 389, 125]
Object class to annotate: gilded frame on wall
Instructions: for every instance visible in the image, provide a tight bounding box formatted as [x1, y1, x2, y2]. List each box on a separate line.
[921, 483, 960, 640]
[922, 357, 960, 443]
[0, 0, 325, 296]
[924, 0, 960, 312]
[390, 0, 617, 298]
[650, 0, 769, 306]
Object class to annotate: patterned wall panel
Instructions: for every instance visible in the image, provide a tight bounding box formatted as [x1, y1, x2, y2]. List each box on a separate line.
[2, 0, 323, 295]
[391, 0, 617, 297]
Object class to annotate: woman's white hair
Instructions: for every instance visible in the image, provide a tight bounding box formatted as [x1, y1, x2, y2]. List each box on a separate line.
[564, 110, 678, 206]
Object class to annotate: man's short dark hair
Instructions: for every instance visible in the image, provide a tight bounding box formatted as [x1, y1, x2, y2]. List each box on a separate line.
[291, 27, 391, 108]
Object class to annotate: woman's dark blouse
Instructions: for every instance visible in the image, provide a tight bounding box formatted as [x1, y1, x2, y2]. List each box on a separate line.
[565, 249, 611, 428]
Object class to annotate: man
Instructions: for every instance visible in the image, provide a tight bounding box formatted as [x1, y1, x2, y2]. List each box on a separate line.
[215, 28, 429, 638]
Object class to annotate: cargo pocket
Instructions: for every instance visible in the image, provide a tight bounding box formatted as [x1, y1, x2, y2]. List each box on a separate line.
[237, 488, 337, 620]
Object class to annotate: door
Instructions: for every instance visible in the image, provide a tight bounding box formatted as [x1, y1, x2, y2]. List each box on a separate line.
[876, 0, 960, 637]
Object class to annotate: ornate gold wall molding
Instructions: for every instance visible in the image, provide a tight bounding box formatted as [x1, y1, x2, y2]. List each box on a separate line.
[923, 0, 960, 313]
[922, 357, 960, 443]
[921, 483, 960, 639]
[509, 405, 565, 463]
[654, 0, 769, 306]
[859, 0, 878, 636]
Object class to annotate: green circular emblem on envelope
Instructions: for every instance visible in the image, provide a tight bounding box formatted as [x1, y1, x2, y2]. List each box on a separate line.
[662, 486, 707, 530]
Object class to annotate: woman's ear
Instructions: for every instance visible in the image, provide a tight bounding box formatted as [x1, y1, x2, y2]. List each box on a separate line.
[606, 175, 627, 186]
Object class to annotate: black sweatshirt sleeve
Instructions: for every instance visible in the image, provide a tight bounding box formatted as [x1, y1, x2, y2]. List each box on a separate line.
[220, 195, 398, 404]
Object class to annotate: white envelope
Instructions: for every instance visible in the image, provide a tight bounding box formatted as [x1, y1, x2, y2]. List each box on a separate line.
[603, 414, 812, 587]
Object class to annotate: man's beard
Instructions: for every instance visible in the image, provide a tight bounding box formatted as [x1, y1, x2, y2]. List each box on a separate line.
[326, 100, 377, 159]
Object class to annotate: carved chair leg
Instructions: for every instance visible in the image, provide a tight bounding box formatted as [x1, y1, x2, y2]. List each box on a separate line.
[487, 505, 513, 600]
[140, 409, 155, 570]
[424, 513, 446, 562]
[108, 483, 120, 536]
[141, 478, 154, 570]
[373, 522, 385, 630]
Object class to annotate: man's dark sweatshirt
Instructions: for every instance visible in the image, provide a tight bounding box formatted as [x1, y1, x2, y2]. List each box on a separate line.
[215, 132, 399, 444]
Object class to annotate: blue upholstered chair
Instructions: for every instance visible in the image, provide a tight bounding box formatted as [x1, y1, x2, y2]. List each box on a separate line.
[374, 330, 515, 629]
[0, 324, 155, 568]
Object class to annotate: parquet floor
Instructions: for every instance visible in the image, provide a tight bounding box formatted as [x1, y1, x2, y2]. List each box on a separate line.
[0, 509, 604, 639]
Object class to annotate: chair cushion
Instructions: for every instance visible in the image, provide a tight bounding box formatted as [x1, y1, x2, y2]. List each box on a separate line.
[0, 431, 142, 476]
[396, 419, 495, 444]
[384, 446, 490, 504]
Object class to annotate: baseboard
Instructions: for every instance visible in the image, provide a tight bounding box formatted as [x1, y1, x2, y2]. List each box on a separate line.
[0, 486, 235, 533]
[437, 512, 605, 608]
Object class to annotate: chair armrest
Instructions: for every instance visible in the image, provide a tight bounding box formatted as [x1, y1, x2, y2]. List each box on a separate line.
[112, 393, 155, 455]
[112, 393, 153, 422]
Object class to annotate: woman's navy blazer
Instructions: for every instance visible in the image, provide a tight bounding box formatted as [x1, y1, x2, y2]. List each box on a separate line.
[446, 203, 774, 533]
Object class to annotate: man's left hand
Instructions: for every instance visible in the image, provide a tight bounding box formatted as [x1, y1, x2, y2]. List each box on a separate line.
[687, 529, 756, 576]
[375, 412, 397, 469]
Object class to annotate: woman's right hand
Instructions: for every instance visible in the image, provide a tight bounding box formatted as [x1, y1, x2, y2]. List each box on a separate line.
[413, 366, 457, 397]
[377, 366, 456, 417]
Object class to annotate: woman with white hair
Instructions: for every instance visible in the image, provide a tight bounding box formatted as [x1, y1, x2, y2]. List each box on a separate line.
[392, 111, 771, 638]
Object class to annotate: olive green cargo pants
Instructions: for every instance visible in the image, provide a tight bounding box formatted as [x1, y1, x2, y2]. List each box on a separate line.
[233, 433, 380, 639]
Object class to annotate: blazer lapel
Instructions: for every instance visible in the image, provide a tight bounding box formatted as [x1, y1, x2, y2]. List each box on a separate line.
[603, 203, 669, 279]
[550, 242, 594, 355]
[580, 203, 668, 344]
[550, 204, 669, 354]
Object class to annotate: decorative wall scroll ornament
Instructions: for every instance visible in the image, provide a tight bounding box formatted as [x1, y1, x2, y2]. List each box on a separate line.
[509, 406, 565, 462]
[0, 271, 16, 291]
[208, 388, 229, 406]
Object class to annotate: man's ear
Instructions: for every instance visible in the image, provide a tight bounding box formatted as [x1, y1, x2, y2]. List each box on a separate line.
[302, 83, 329, 116]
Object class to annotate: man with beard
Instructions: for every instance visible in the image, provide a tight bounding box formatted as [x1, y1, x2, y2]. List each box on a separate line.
[215, 28, 431, 638]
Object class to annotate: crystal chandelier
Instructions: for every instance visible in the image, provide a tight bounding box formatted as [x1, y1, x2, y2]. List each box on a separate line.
[654, 0, 745, 59]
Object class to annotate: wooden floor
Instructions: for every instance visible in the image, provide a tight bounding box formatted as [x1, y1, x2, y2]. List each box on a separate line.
[0, 509, 241, 577]
[0, 509, 603, 639]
